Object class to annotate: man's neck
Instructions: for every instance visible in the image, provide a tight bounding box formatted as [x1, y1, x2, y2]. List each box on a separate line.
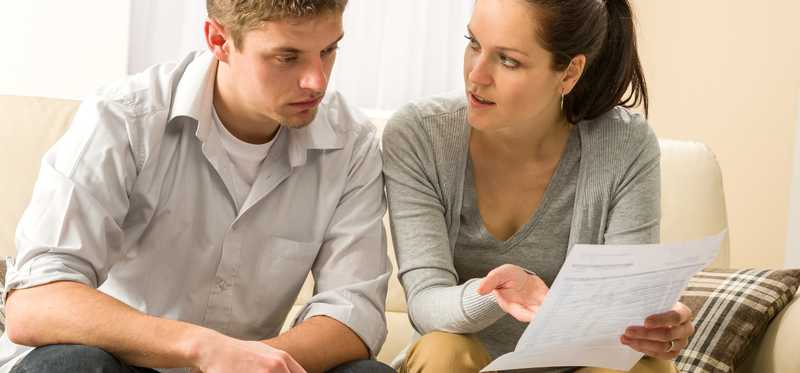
[213, 64, 280, 145]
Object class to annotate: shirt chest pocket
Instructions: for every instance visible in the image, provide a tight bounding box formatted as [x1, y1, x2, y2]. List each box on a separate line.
[244, 235, 321, 295]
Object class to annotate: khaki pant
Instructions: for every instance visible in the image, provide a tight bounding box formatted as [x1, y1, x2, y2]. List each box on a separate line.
[400, 332, 678, 373]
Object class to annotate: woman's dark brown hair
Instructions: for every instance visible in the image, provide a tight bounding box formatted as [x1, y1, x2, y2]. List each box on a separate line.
[529, 0, 648, 123]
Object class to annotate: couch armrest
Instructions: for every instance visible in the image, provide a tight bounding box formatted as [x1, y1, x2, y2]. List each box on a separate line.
[738, 289, 800, 372]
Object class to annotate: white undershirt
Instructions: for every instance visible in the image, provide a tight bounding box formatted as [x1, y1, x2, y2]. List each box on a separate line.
[212, 106, 278, 206]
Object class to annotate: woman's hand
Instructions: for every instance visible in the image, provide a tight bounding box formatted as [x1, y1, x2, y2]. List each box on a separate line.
[477, 264, 549, 322]
[621, 302, 694, 360]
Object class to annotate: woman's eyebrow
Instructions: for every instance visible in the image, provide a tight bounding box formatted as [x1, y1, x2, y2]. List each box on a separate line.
[467, 26, 529, 57]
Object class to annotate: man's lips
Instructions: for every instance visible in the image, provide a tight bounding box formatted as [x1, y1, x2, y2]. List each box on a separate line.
[288, 96, 323, 110]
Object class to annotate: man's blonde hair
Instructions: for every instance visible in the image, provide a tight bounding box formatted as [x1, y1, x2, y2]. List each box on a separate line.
[207, 0, 348, 49]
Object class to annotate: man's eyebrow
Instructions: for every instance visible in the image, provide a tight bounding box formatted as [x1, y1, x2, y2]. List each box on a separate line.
[271, 33, 345, 54]
[274, 46, 302, 54]
[324, 33, 345, 49]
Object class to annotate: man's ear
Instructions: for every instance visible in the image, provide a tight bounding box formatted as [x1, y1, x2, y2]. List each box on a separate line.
[560, 54, 586, 96]
[204, 18, 232, 63]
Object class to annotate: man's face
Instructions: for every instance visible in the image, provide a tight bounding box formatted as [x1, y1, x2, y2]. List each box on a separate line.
[223, 13, 343, 128]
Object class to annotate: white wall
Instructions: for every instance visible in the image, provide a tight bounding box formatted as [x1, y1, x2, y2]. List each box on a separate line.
[634, 0, 800, 268]
[0, 1, 131, 100]
[787, 89, 800, 267]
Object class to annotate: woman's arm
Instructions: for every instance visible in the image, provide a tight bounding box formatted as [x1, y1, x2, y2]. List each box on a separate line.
[382, 105, 505, 334]
[603, 123, 661, 245]
[602, 122, 695, 360]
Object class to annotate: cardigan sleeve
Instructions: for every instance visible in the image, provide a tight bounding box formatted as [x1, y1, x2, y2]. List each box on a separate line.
[382, 104, 505, 334]
[603, 115, 661, 245]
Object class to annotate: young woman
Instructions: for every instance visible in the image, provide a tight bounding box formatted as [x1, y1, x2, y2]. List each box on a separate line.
[382, 0, 692, 372]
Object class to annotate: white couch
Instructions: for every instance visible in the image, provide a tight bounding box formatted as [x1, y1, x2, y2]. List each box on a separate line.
[0, 95, 797, 372]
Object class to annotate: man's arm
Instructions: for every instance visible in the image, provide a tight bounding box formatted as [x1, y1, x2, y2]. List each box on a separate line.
[268, 121, 390, 371]
[3, 97, 205, 368]
[5, 281, 203, 368]
[263, 316, 368, 373]
[6, 282, 306, 372]
[5, 97, 304, 373]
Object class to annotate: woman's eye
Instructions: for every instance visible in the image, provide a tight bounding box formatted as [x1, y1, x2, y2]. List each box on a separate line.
[500, 55, 520, 69]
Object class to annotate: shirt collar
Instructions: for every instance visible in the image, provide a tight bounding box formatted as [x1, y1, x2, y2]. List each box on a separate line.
[169, 51, 217, 142]
[168, 50, 345, 167]
[286, 95, 346, 167]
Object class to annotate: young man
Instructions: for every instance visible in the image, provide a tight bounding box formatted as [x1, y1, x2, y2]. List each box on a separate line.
[0, 1, 393, 372]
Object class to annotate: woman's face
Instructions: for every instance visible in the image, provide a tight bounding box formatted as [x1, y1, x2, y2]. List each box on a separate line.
[464, 0, 565, 131]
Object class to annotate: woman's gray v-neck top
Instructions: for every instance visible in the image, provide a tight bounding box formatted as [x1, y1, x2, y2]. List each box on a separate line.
[454, 126, 580, 359]
[382, 93, 661, 370]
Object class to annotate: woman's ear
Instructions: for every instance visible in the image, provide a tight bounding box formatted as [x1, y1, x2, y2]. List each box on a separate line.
[204, 18, 232, 63]
[561, 54, 587, 95]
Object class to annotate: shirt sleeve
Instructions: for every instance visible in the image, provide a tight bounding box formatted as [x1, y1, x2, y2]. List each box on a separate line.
[291, 124, 391, 357]
[4, 96, 137, 300]
[604, 122, 661, 245]
[381, 105, 505, 336]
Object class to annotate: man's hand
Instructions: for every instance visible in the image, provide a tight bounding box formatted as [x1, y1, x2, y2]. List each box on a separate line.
[190, 333, 307, 373]
[477, 264, 549, 322]
[620, 302, 694, 360]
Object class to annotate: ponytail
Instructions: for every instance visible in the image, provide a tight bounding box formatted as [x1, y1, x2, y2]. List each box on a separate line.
[533, 0, 648, 123]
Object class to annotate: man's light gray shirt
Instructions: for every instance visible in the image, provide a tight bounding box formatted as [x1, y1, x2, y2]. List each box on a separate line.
[1, 51, 390, 372]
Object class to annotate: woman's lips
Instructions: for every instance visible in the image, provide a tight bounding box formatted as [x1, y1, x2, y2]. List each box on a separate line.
[468, 92, 496, 109]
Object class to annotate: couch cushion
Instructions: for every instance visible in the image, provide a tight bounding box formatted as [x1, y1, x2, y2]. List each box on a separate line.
[0, 95, 81, 259]
[675, 268, 800, 373]
[659, 140, 730, 268]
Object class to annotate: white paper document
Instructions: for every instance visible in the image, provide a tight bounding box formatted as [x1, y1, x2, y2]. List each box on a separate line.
[482, 231, 726, 372]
